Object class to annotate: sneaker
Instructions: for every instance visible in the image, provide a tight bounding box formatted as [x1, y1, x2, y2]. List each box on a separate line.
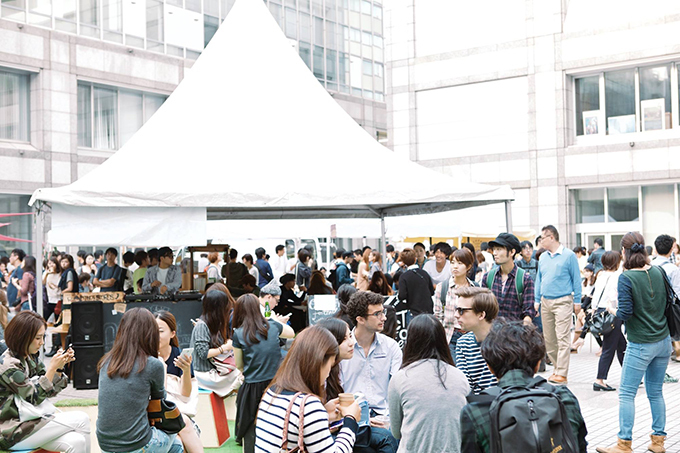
[664, 373, 678, 384]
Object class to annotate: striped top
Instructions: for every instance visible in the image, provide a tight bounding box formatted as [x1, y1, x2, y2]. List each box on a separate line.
[454, 332, 498, 395]
[255, 388, 358, 453]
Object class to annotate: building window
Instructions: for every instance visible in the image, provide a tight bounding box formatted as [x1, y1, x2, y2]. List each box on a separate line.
[575, 76, 599, 136]
[607, 187, 639, 222]
[575, 62, 680, 137]
[313, 45, 324, 79]
[574, 188, 605, 224]
[78, 82, 166, 150]
[299, 41, 312, 69]
[204, 15, 219, 47]
[0, 69, 30, 142]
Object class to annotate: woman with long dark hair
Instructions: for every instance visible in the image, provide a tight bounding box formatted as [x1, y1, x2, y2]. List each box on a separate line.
[368, 271, 393, 296]
[156, 312, 202, 453]
[232, 294, 293, 452]
[255, 326, 361, 452]
[308, 270, 334, 296]
[368, 251, 383, 281]
[388, 314, 469, 452]
[597, 232, 672, 453]
[43, 257, 62, 321]
[190, 290, 238, 397]
[57, 255, 79, 295]
[334, 284, 357, 328]
[0, 311, 89, 452]
[97, 307, 181, 453]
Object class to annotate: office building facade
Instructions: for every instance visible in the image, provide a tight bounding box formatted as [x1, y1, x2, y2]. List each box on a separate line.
[0, 0, 386, 254]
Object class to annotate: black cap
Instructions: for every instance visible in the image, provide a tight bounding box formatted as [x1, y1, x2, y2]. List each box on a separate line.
[489, 233, 521, 255]
[279, 273, 296, 285]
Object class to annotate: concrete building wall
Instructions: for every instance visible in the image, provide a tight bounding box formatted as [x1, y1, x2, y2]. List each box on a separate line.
[385, 0, 680, 246]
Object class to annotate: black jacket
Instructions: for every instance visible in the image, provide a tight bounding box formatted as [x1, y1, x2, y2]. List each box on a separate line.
[397, 268, 434, 315]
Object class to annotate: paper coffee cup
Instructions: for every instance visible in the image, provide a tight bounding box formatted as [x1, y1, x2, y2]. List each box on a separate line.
[338, 393, 354, 407]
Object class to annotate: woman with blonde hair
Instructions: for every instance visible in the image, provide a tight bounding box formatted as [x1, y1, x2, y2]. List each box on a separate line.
[356, 249, 371, 291]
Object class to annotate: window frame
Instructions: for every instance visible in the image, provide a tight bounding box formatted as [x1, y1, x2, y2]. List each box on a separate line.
[0, 67, 31, 144]
[572, 60, 680, 145]
[77, 81, 167, 151]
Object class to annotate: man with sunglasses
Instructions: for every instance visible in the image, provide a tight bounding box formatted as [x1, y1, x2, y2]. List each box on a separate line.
[454, 287, 499, 395]
[341, 291, 402, 439]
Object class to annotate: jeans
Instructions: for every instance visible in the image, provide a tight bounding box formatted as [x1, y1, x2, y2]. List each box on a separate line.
[618, 336, 672, 440]
[104, 427, 183, 453]
[353, 427, 398, 453]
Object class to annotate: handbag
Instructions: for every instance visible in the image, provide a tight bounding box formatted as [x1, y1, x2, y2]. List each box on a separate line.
[658, 266, 680, 340]
[210, 352, 237, 377]
[147, 389, 186, 434]
[279, 392, 313, 453]
[590, 309, 616, 336]
[165, 374, 199, 418]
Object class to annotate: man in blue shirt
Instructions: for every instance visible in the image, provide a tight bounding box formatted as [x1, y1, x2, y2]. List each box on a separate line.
[6, 248, 25, 309]
[535, 225, 581, 385]
[254, 247, 274, 289]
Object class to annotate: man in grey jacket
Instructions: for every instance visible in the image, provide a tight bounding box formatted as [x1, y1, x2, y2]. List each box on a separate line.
[142, 246, 182, 294]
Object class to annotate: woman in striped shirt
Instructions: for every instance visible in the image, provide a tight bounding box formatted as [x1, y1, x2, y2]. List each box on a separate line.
[255, 326, 361, 453]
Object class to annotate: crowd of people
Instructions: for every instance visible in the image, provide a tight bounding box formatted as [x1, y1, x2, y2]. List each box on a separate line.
[0, 225, 677, 452]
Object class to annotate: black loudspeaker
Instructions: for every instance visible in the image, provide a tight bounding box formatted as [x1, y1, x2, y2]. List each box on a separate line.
[73, 344, 104, 389]
[71, 302, 103, 345]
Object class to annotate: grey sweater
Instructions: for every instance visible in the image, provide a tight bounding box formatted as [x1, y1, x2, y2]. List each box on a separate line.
[190, 319, 218, 372]
[388, 359, 470, 453]
[96, 356, 166, 452]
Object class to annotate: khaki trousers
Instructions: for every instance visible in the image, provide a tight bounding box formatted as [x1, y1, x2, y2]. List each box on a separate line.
[541, 295, 574, 377]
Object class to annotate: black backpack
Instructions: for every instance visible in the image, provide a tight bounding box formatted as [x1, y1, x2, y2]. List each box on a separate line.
[467, 376, 578, 453]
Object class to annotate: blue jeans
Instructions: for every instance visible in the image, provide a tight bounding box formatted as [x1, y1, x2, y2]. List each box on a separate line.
[618, 336, 672, 440]
[104, 427, 183, 453]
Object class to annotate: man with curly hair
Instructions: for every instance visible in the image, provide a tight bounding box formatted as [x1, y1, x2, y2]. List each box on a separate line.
[340, 291, 402, 426]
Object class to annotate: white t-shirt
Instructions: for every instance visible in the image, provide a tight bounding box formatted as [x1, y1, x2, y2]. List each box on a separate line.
[157, 267, 169, 286]
[423, 259, 452, 285]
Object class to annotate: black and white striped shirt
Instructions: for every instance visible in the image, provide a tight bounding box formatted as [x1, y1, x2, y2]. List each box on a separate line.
[255, 389, 357, 453]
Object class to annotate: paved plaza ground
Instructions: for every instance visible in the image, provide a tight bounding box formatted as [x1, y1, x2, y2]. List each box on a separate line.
[50, 340, 680, 453]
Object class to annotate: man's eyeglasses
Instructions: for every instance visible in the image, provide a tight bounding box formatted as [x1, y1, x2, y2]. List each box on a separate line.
[367, 308, 388, 318]
[455, 307, 474, 315]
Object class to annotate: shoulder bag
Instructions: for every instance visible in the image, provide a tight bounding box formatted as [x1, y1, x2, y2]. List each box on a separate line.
[658, 266, 680, 340]
[589, 274, 616, 336]
[279, 392, 313, 453]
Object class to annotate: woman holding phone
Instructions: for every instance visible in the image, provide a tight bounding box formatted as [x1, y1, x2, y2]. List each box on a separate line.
[156, 312, 202, 453]
[232, 294, 294, 453]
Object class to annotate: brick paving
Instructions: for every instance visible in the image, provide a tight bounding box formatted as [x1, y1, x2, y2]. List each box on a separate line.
[48, 337, 680, 452]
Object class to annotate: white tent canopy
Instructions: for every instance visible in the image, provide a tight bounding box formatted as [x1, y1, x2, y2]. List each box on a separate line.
[30, 0, 513, 246]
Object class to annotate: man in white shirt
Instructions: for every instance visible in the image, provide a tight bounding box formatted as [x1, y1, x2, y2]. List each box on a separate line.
[423, 242, 453, 287]
[270, 245, 288, 280]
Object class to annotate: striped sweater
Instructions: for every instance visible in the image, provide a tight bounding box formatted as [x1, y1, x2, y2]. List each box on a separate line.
[255, 389, 358, 453]
[454, 332, 498, 395]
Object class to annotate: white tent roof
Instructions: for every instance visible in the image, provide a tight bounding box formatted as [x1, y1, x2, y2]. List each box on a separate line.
[30, 0, 512, 223]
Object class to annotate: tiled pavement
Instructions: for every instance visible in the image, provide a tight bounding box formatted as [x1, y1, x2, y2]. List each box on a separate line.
[537, 339, 680, 453]
[49, 339, 680, 452]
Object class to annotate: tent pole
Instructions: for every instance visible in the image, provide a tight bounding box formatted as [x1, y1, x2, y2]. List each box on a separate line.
[35, 203, 44, 320]
[504, 200, 513, 233]
[380, 213, 387, 268]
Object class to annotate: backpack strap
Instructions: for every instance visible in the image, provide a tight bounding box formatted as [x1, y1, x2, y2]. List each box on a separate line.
[440, 278, 449, 306]
[485, 267, 498, 290]
[514, 266, 525, 306]
[465, 385, 501, 404]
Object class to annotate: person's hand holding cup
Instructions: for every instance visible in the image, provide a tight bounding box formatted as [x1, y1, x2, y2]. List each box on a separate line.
[338, 393, 361, 422]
